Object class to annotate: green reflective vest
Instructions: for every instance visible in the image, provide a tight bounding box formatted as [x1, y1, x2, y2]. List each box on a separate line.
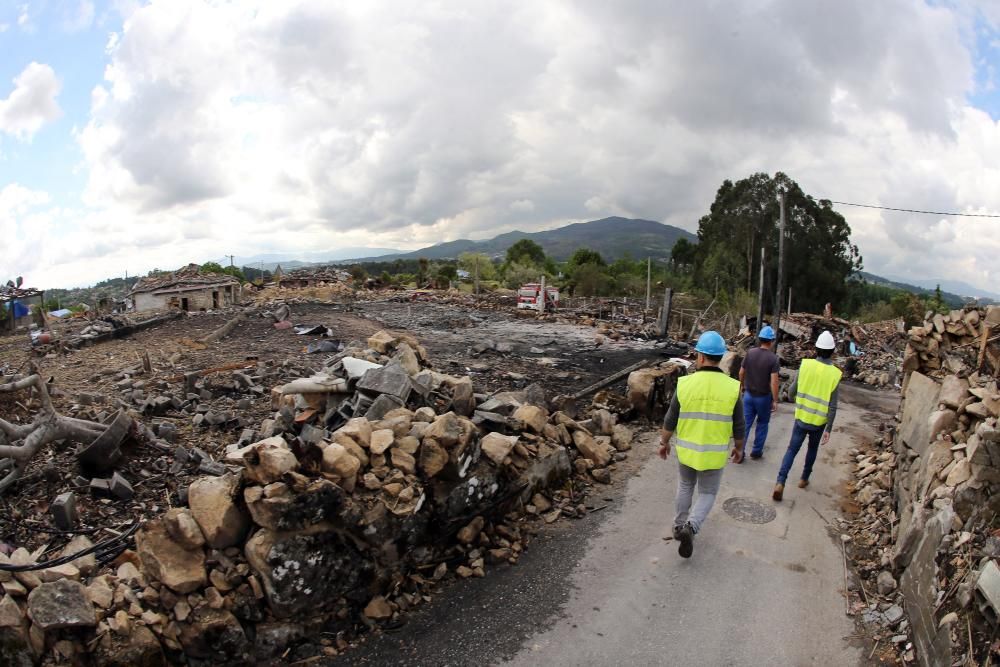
[675, 370, 741, 471]
[794, 359, 842, 427]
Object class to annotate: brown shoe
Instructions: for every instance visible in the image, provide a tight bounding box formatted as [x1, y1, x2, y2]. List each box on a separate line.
[772, 483, 784, 501]
[798, 479, 809, 489]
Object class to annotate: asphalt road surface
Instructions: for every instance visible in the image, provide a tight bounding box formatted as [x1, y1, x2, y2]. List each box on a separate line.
[337, 384, 891, 667]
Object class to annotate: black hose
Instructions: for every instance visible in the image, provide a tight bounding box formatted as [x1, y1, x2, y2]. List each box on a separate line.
[0, 520, 140, 572]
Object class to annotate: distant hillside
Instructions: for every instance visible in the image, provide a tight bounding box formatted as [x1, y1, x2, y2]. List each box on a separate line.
[219, 248, 400, 272]
[341, 217, 696, 263]
[882, 275, 1000, 303]
[857, 271, 990, 308]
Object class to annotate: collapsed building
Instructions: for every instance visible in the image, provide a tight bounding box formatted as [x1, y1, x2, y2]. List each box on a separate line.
[129, 265, 242, 314]
[1, 285, 43, 334]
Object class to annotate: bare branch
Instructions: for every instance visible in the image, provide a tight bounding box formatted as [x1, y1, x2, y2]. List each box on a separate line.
[0, 419, 32, 440]
[0, 374, 54, 415]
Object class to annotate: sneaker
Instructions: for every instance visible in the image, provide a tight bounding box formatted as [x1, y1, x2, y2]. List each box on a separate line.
[772, 483, 784, 501]
[798, 479, 809, 489]
[677, 523, 694, 558]
[749, 452, 762, 460]
[672, 524, 683, 540]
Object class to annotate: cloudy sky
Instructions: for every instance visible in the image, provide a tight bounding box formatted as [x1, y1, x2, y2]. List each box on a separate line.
[1, 0, 999, 290]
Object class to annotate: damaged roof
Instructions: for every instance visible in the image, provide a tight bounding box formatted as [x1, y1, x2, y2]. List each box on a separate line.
[0, 285, 42, 302]
[129, 263, 240, 295]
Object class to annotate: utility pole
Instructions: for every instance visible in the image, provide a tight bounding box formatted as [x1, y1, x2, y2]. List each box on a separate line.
[226, 254, 235, 268]
[645, 257, 651, 310]
[755, 246, 765, 336]
[773, 189, 787, 353]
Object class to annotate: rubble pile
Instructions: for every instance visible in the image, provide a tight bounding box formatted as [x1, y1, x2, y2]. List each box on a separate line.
[771, 312, 905, 389]
[0, 326, 638, 665]
[250, 282, 354, 305]
[843, 305, 1000, 666]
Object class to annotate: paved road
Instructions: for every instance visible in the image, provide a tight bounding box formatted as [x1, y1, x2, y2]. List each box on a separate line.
[337, 385, 890, 666]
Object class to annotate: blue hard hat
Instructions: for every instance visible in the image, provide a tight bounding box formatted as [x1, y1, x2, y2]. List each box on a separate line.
[694, 330, 727, 356]
[759, 325, 775, 341]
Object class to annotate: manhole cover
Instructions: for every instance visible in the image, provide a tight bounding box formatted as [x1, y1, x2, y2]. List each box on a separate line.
[722, 497, 777, 524]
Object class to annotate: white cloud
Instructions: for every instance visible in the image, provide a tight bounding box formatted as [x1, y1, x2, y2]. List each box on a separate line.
[3, 0, 998, 291]
[16, 3, 32, 32]
[0, 62, 61, 140]
[0, 184, 53, 281]
[63, 0, 95, 32]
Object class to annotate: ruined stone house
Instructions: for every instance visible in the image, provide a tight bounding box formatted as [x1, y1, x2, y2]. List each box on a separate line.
[0, 285, 43, 332]
[128, 264, 242, 313]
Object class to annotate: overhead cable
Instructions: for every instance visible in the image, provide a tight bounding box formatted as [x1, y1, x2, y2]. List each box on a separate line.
[827, 200, 1000, 218]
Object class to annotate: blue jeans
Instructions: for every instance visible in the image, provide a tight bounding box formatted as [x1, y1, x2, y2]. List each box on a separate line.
[777, 421, 824, 484]
[743, 393, 772, 456]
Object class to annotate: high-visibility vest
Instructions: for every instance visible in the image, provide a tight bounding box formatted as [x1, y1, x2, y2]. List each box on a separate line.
[675, 371, 741, 471]
[794, 359, 842, 427]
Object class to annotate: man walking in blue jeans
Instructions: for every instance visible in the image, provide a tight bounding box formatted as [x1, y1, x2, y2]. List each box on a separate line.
[773, 330, 841, 501]
[739, 325, 780, 460]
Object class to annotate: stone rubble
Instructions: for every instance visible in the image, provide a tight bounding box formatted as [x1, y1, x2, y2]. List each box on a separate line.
[0, 324, 638, 665]
[843, 305, 1000, 666]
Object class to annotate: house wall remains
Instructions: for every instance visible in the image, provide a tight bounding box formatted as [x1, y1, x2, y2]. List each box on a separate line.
[133, 283, 240, 313]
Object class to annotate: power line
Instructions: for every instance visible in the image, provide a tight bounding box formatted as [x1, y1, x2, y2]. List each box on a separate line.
[827, 200, 1000, 218]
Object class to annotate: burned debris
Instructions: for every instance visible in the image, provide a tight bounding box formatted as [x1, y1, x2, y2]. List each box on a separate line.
[0, 301, 643, 665]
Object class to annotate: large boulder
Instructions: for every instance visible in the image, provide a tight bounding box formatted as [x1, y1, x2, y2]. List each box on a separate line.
[0, 595, 32, 667]
[938, 375, 969, 409]
[245, 478, 345, 531]
[26, 579, 95, 630]
[245, 529, 374, 619]
[419, 439, 449, 478]
[178, 608, 251, 663]
[188, 473, 250, 549]
[135, 518, 207, 595]
[449, 377, 476, 417]
[481, 433, 518, 465]
[573, 430, 612, 467]
[424, 412, 464, 449]
[96, 625, 167, 667]
[163, 508, 205, 551]
[243, 440, 298, 485]
[513, 405, 548, 434]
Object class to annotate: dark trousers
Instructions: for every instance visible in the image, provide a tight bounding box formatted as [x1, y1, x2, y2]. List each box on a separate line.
[777, 421, 824, 484]
[742, 393, 772, 456]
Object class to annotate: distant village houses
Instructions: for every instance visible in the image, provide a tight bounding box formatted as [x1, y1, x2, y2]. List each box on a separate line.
[129, 264, 242, 313]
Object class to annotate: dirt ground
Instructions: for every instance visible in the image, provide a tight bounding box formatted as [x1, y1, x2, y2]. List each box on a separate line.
[0, 300, 665, 555]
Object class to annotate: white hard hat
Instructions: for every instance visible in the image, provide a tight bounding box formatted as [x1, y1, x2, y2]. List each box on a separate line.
[816, 330, 836, 350]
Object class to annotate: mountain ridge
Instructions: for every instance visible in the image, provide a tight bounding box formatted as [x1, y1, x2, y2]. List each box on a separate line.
[336, 216, 697, 263]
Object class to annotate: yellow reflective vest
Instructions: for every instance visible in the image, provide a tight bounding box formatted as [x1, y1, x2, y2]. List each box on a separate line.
[794, 359, 842, 427]
[675, 370, 741, 471]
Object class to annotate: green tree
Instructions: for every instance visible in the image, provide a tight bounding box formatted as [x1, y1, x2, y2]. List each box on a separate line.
[417, 258, 430, 286]
[348, 265, 368, 282]
[505, 239, 546, 266]
[567, 248, 606, 269]
[201, 261, 224, 274]
[458, 252, 496, 280]
[436, 264, 458, 285]
[671, 238, 697, 272]
[572, 264, 610, 296]
[693, 172, 862, 313]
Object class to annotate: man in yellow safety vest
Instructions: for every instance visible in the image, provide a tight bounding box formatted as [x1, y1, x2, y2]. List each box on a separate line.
[772, 330, 842, 501]
[659, 330, 745, 558]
